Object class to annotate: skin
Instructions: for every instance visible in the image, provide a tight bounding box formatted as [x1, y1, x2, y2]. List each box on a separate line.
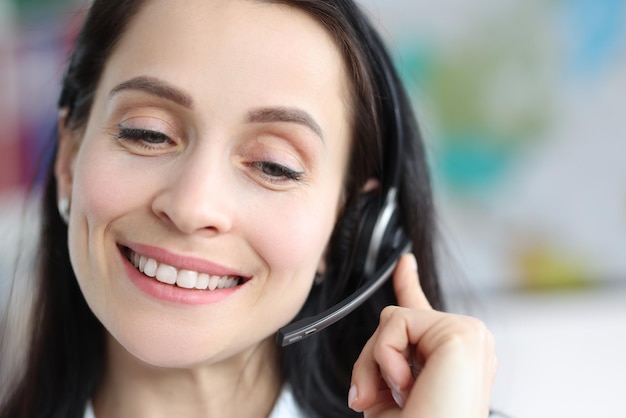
[55, 1, 497, 417]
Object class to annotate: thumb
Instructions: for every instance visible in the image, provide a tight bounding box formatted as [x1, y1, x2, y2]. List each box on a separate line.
[393, 253, 432, 310]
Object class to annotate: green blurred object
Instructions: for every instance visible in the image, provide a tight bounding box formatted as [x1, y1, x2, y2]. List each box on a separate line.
[436, 132, 513, 193]
[13, 0, 77, 19]
[395, 2, 557, 199]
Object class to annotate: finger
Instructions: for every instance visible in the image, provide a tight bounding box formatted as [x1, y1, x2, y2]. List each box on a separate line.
[393, 253, 431, 310]
[350, 316, 413, 413]
[349, 327, 385, 412]
[373, 306, 421, 406]
[359, 305, 498, 417]
[403, 315, 498, 417]
[374, 308, 472, 400]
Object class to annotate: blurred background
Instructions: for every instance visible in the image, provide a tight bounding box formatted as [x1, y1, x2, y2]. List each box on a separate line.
[1, 0, 625, 416]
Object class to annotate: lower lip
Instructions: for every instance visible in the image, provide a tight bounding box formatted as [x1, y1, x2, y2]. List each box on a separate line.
[120, 250, 244, 305]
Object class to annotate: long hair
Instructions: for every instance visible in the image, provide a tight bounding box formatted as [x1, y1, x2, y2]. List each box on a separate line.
[0, 1, 442, 417]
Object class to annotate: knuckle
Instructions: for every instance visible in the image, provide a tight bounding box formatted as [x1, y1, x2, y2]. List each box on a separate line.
[379, 305, 399, 323]
[461, 316, 492, 341]
[437, 315, 495, 349]
[372, 338, 386, 360]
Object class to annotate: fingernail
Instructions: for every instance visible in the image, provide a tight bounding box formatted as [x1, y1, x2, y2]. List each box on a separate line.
[348, 384, 358, 409]
[391, 388, 406, 408]
[384, 373, 406, 408]
[384, 372, 400, 392]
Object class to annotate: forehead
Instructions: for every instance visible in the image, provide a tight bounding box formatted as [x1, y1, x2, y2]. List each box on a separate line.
[86, 0, 354, 154]
[99, 0, 351, 110]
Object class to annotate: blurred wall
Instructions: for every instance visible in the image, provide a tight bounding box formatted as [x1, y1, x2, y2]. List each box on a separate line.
[358, 0, 626, 291]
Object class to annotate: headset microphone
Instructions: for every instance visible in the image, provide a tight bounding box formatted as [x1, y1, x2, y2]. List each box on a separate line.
[277, 183, 411, 346]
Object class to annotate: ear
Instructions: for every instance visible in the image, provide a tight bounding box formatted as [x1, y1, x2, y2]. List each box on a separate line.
[315, 177, 381, 276]
[316, 248, 328, 276]
[54, 108, 79, 202]
[361, 177, 380, 194]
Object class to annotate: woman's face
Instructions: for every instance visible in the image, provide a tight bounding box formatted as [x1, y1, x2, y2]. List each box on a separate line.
[56, 0, 352, 367]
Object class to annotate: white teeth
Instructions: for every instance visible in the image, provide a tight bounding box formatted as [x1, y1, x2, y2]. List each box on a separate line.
[177, 269, 198, 289]
[208, 275, 220, 291]
[156, 264, 177, 285]
[144, 259, 158, 277]
[196, 273, 209, 290]
[129, 250, 241, 290]
[218, 276, 227, 288]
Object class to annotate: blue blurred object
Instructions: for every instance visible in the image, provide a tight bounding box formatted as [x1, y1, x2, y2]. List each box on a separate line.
[564, 0, 626, 76]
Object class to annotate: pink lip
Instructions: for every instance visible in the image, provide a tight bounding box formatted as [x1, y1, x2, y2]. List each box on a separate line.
[118, 243, 249, 305]
[121, 242, 249, 278]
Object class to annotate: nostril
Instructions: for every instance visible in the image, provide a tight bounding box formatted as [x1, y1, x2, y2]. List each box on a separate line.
[151, 194, 233, 236]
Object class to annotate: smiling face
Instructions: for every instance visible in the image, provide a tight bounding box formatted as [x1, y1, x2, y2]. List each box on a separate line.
[55, 0, 352, 367]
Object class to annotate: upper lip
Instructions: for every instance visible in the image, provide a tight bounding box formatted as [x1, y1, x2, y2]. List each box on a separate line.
[119, 242, 250, 279]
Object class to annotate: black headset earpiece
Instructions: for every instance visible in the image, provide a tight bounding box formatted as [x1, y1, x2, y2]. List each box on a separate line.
[350, 187, 408, 284]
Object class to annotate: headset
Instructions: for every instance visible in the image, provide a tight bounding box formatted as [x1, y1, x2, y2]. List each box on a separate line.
[277, 38, 412, 347]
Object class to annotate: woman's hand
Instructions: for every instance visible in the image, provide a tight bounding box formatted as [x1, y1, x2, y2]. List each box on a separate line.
[348, 254, 498, 418]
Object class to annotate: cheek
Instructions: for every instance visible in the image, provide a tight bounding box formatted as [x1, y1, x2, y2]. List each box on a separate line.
[245, 187, 340, 289]
[239, 195, 337, 332]
[67, 142, 149, 290]
[258, 206, 326, 271]
[73, 151, 139, 222]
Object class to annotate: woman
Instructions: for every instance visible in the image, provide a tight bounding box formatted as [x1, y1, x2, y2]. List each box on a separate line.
[0, 0, 497, 417]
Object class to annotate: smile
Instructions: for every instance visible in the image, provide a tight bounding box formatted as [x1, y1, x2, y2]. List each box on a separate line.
[124, 248, 243, 290]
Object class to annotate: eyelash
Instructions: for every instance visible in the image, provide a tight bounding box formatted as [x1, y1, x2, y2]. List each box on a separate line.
[249, 161, 304, 183]
[116, 126, 174, 148]
[116, 126, 304, 183]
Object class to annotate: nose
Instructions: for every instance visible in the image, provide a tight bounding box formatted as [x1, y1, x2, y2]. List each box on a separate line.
[151, 150, 234, 236]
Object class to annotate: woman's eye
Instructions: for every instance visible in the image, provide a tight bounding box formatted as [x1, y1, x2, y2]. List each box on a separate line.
[250, 161, 304, 182]
[116, 126, 174, 149]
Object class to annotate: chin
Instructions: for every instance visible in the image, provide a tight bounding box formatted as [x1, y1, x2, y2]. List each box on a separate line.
[107, 324, 269, 369]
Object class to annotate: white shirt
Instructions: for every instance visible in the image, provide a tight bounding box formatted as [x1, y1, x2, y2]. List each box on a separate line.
[83, 387, 509, 417]
[83, 385, 302, 418]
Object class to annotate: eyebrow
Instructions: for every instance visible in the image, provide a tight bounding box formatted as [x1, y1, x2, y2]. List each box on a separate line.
[109, 76, 324, 140]
[109, 76, 193, 108]
[247, 107, 325, 142]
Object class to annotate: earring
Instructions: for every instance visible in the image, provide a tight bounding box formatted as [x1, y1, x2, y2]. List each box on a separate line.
[314, 272, 324, 285]
[58, 197, 70, 224]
